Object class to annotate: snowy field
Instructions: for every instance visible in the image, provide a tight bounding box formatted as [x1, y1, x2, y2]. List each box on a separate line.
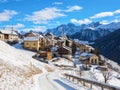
[52, 58, 74, 67]
[0, 40, 50, 90]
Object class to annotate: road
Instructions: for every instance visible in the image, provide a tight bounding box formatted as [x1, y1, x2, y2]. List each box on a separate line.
[39, 70, 88, 90]
[39, 72, 60, 90]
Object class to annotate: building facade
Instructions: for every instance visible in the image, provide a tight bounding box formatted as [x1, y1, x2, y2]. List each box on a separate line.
[0, 30, 19, 42]
[23, 32, 40, 51]
[79, 52, 99, 65]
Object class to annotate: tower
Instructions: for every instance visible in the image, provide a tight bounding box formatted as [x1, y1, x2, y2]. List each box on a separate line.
[62, 27, 64, 38]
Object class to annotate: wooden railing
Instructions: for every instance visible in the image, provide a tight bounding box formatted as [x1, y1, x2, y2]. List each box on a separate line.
[64, 73, 120, 90]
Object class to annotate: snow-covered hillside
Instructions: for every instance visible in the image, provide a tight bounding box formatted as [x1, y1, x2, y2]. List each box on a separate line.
[0, 40, 49, 90]
[0, 41, 86, 90]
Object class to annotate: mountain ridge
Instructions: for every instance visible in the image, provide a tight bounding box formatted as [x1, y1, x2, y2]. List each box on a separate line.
[93, 29, 120, 64]
[46, 22, 120, 41]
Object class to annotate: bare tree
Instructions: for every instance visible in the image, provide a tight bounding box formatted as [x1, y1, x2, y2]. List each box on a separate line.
[101, 70, 112, 83]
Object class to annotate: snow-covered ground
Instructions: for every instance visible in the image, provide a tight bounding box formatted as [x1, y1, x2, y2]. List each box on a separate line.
[90, 66, 120, 88]
[0, 41, 49, 90]
[0, 41, 91, 90]
[1, 41, 120, 90]
[52, 58, 74, 67]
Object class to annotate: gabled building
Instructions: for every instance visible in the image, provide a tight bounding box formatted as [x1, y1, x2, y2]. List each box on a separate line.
[76, 43, 94, 52]
[79, 52, 99, 65]
[0, 30, 19, 42]
[57, 46, 72, 60]
[23, 32, 41, 51]
[45, 33, 56, 46]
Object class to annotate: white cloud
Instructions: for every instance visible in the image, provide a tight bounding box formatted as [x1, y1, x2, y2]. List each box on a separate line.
[100, 19, 120, 25]
[25, 7, 65, 24]
[53, 2, 63, 5]
[0, 10, 18, 22]
[112, 19, 120, 23]
[71, 18, 92, 25]
[90, 12, 114, 19]
[114, 9, 120, 14]
[5, 23, 25, 29]
[65, 5, 82, 12]
[23, 26, 47, 32]
[90, 9, 120, 19]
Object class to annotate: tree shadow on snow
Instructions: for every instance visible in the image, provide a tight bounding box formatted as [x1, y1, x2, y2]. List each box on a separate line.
[54, 79, 76, 90]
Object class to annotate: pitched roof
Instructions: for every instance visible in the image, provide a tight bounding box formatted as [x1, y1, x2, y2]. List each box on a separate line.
[24, 32, 37, 37]
[45, 32, 53, 36]
[0, 30, 18, 35]
[39, 35, 44, 38]
[58, 46, 72, 52]
[24, 37, 39, 41]
[80, 52, 94, 57]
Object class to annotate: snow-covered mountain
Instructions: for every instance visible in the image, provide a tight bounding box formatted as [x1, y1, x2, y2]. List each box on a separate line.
[47, 23, 81, 36]
[96, 22, 120, 32]
[46, 22, 101, 36]
[46, 22, 120, 41]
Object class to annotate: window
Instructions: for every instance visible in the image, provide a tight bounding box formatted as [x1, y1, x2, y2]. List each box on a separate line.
[33, 43, 36, 45]
[26, 43, 29, 45]
[91, 59, 94, 63]
[94, 59, 97, 64]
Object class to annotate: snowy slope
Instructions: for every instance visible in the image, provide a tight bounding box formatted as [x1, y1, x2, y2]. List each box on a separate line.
[0, 41, 88, 90]
[0, 40, 49, 90]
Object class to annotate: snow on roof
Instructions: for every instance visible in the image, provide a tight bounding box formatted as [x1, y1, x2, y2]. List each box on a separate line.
[62, 46, 72, 52]
[0, 30, 18, 35]
[57, 46, 72, 52]
[85, 45, 94, 50]
[45, 32, 53, 36]
[51, 46, 57, 52]
[80, 52, 94, 57]
[39, 34, 44, 38]
[24, 32, 37, 37]
[24, 37, 39, 41]
[81, 57, 89, 60]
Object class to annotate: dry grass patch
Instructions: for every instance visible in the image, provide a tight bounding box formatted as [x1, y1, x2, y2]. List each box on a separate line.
[44, 65, 54, 72]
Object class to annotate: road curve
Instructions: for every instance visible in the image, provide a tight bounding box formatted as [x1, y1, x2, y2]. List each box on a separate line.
[39, 73, 57, 90]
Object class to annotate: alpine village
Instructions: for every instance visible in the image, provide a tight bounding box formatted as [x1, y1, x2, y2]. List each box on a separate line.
[1, 0, 120, 89]
[0, 26, 120, 90]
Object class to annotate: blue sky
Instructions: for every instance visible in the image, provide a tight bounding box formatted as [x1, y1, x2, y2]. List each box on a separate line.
[0, 0, 120, 32]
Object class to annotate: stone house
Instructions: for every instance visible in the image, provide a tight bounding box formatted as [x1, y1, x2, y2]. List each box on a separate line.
[79, 52, 99, 65]
[57, 46, 72, 60]
[23, 32, 41, 51]
[76, 43, 94, 52]
[0, 30, 19, 42]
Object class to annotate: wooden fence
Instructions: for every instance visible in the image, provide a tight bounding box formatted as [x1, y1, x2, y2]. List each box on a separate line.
[64, 73, 120, 90]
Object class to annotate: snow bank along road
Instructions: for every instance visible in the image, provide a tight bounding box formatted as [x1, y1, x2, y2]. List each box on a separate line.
[39, 70, 88, 90]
